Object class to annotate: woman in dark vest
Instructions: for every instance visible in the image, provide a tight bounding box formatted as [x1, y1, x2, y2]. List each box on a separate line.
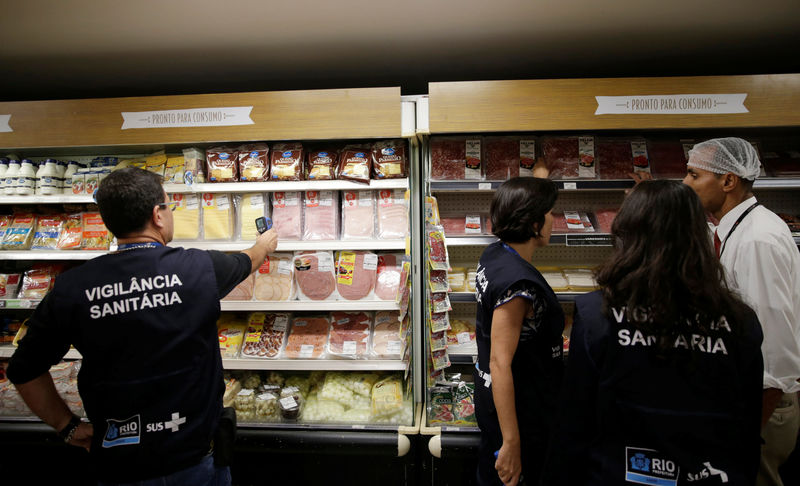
[474, 177, 565, 486]
[541, 180, 763, 485]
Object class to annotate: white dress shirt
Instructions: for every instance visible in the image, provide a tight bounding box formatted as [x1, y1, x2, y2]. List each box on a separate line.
[716, 196, 800, 393]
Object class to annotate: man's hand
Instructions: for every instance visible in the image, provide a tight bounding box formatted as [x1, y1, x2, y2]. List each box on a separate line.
[257, 227, 278, 254]
[244, 227, 279, 273]
[69, 422, 93, 451]
[495, 440, 522, 486]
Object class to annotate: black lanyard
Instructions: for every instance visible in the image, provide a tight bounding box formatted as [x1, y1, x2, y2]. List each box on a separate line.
[719, 202, 759, 258]
[117, 242, 163, 251]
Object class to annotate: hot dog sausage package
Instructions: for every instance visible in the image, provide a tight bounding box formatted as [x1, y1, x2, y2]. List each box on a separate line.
[293, 251, 338, 301]
[271, 192, 302, 240]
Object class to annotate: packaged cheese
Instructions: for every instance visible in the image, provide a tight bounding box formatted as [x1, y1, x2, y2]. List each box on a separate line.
[31, 214, 65, 250]
[339, 145, 371, 183]
[238, 144, 269, 182]
[145, 150, 167, 177]
[206, 147, 238, 182]
[371, 375, 404, 419]
[371, 140, 407, 179]
[164, 154, 185, 184]
[539, 266, 569, 292]
[253, 253, 294, 301]
[306, 148, 338, 180]
[2, 214, 37, 250]
[237, 193, 268, 241]
[563, 267, 599, 291]
[18, 266, 57, 299]
[81, 212, 112, 250]
[202, 193, 234, 240]
[182, 147, 206, 184]
[56, 213, 83, 250]
[217, 316, 247, 358]
[448, 267, 468, 292]
[269, 143, 303, 181]
[171, 194, 201, 240]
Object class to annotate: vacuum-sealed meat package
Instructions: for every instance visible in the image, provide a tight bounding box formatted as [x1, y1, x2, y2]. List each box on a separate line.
[338, 145, 372, 183]
[328, 311, 372, 358]
[284, 315, 330, 359]
[222, 274, 254, 301]
[253, 253, 294, 301]
[271, 192, 302, 240]
[552, 212, 595, 233]
[303, 190, 338, 240]
[341, 190, 375, 239]
[542, 136, 596, 179]
[376, 189, 408, 239]
[648, 140, 691, 179]
[375, 253, 403, 301]
[293, 251, 337, 301]
[371, 311, 403, 358]
[597, 138, 650, 179]
[206, 146, 238, 182]
[371, 140, 407, 179]
[269, 143, 304, 181]
[440, 214, 486, 236]
[336, 251, 378, 301]
[431, 137, 483, 180]
[483, 136, 537, 180]
[593, 208, 619, 234]
[240, 313, 290, 359]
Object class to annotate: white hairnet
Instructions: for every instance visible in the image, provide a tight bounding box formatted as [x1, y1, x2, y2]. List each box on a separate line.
[687, 137, 762, 180]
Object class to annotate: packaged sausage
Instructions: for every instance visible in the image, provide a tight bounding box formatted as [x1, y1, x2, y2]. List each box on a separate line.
[81, 212, 112, 250]
[206, 146, 239, 182]
[240, 313, 290, 359]
[202, 193, 234, 240]
[253, 253, 294, 301]
[171, 194, 202, 240]
[236, 193, 268, 241]
[284, 315, 330, 359]
[164, 154, 185, 184]
[427, 227, 450, 271]
[56, 213, 83, 250]
[341, 190, 375, 240]
[269, 143, 304, 181]
[371, 140, 407, 179]
[238, 144, 269, 182]
[31, 214, 65, 250]
[306, 148, 338, 180]
[303, 191, 339, 240]
[293, 251, 338, 301]
[328, 311, 372, 359]
[2, 213, 37, 250]
[271, 192, 302, 240]
[338, 145, 372, 183]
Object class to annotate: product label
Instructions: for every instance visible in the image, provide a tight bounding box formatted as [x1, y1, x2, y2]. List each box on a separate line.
[277, 259, 292, 276]
[520, 140, 536, 176]
[273, 315, 288, 331]
[358, 191, 373, 207]
[465, 215, 482, 234]
[121, 107, 255, 129]
[343, 191, 358, 208]
[578, 137, 596, 178]
[305, 191, 320, 208]
[363, 253, 378, 271]
[631, 141, 650, 173]
[337, 252, 356, 286]
[342, 341, 357, 355]
[249, 194, 265, 207]
[465, 139, 482, 180]
[595, 94, 748, 115]
[216, 194, 230, 210]
[564, 211, 585, 230]
[298, 345, 315, 359]
[184, 194, 199, 210]
[386, 341, 403, 355]
[317, 253, 334, 273]
[457, 332, 472, 345]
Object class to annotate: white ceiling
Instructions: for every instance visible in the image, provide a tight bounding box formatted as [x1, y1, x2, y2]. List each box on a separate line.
[2, 0, 798, 100]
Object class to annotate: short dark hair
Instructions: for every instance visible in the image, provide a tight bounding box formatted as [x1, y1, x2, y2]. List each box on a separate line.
[95, 168, 164, 237]
[490, 177, 558, 243]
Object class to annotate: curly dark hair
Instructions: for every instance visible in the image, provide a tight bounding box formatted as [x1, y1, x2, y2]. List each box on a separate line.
[596, 180, 751, 341]
[490, 177, 558, 243]
[95, 168, 164, 237]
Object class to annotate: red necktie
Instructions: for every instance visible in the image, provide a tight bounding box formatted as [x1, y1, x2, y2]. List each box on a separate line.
[714, 230, 722, 258]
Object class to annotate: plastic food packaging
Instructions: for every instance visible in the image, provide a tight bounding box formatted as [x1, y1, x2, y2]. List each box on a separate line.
[467, 268, 477, 292]
[206, 147, 238, 182]
[303, 190, 338, 240]
[371, 140, 407, 179]
[341, 190, 375, 239]
[429, 330, 448, 352]
[440, 213, 485, 236]
[429, 311, 450, 334]
[371, 375, 405, 419]
[376, 189, 408, 239]
[284, 315, 330, 359]
[563, 267, 599, 291]
[306, 148, 338, 180]
[237, 193, 268, 241]
[431, 136, 484, 180]
[164, 154, 185, 184]
[483, 136, 539, 180]
[336, 251, 377, 301]
[182, 147, 206, 184]
[81, 212, 112, 250]
[375, 254, 403, 301]
[318, 372, 359, 407]
[271, 192, 302, 240]
[0, 215, 10, 239]
[2, 213, 37, 250]
[552, 212, 595, 233]
[338, 145, 372, 183]
[56, 213, 83, 250]
[240, 313, 290, 359]
[453, 381, 476, 425]
[222, 274, 254, 301]
[293, 251, 337, 301]
[429, 269, 449, 293]
[429, 386, 455, 424]
[328, 311, 372, 358]
[542, 136, 597, 179]
[269, 143, 303, 181]
[202, 193, 234, 240]
[446, 319, 476, 350]
[237, 144, 269, 182]
[448, 267, 468, 292]
[145, 150, 167, 177]
[253, 253, 294, 301]
[217, 318, 247, 358]
[18, 267, 57, 299]
[593, 208, 618, 234]
[0, 273, 21, 298]
[171, 194, 202, 240]
[597, 138, 650, 179]
[31, 214, 65, 250]
[254, 392, 281, 422]
[372, 311, 403, 358]
[427, 227, 450, 271]
[538, 267, 569, 292]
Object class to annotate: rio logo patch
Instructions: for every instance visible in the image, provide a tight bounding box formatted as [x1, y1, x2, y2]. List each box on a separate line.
[102, 415, 141, 448]
[625, 447, 679, 486]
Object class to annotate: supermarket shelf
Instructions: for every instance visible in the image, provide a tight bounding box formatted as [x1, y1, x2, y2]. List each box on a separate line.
[450, 291, 590, 303]
[445, 234, 613, 247]
[219, 300, 400, 312]
[448, 353, 477, 364]
[0, 346, 82, 359]
[179, 239, 406, 252]
[0, 250, 109, 260]
[0, 299, 41, 309]
[164, 178, 408, 194]
[222, 358, 407, 371]
[430, 178, 800, 192]
[444, 236, 497, 246]
[753, 178, 800, 189]
[0, 194, 95, 204]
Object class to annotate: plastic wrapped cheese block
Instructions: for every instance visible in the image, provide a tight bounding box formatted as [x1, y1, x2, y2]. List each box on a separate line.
[303, 191, 338, 240]
[306, 148, 338, 180]
[294, 251, 337, 301]
[206, 146, 238, 182]
[237, 193, 268, 241]
[376, 189, 408, 239]
[338, 145, 372, 183]
[284, 315, 330, 359]
[253, 253, 294, 301]
[237, 143, 269, 182]
[341, 190, 375, 239]
[171, 194, 201, 240]
[538, 266, 569, 292]
[372, 311, 403, 359]
[202, 193, 233, 240]
[217, 316, 247, 358]
[563, 268, 599, 291]
[336, 251, 377, 301]
[328, 311, 372, 359]
[271, 192, 302, 240]
[269, 143, 304, 181]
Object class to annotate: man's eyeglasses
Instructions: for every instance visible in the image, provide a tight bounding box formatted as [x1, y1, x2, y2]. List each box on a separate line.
[157, 201, 178, 212]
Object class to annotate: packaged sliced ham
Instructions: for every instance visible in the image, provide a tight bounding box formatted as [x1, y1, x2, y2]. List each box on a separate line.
[253, 253, 294, 301]
[542, 136, 597, 179]
[222, 274, 254, 301]
[171, 194, 201, 240]
[2, 213, 37, 250]
[341, 190, 375, 239]
[271, 192, 302, 240]
[431, 136, 483, 180]
[303, 190, 339, 240]
[440, 213, 486, 236]
[338, 145, 372, 183]
[237, 144, 269, 182]
[552, 212, 595, 233]
[284, 315, 330, 359]
[372, 311, 403, 358]
[206, 146, 238, 182]
[375, 253, 403, 301]
[293, 251, 337, 301]
[648, 140, 691, 179]
[371, 140, 407, 179]
[237, 193, 268, 241]
[376, 189, 408, 239]
[269, 143, 304, 181]
[306, 148, 338, 180]
[240, 313, 290, 359]
[336, 251, 378, 301]
[328, 311, 372, 358]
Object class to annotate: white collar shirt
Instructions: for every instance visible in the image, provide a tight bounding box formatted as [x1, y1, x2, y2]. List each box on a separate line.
[716, 196, 800, 393]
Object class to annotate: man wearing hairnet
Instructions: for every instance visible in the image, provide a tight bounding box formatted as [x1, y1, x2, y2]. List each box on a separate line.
[684, 137, 800, 486]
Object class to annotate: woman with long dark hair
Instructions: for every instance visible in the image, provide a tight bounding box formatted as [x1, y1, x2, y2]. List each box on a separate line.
[474, 177, 565, 486]
[541, 180, 763, 485]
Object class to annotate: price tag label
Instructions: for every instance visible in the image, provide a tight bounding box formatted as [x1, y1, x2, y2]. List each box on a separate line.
[478, 183, 492, 191]
[299, 345, 315, 358]
[563, 182, 577, 190]
[342, 341, 357, 354]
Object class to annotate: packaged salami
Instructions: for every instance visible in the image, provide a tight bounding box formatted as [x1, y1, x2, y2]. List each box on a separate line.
[552, 211, 595, 233]
[2, 213, 37, 250]
[338, 145, 372, 183]
[429, 311, 450, 333]
[236, 193, 268, 241]
[56, 213, 83, 250]
[431, 137, 483, 180]
[453, 381, 476, 425]
[429, 269, 449, 293]
[596, 138, 638, 180]
[341, 190, 375, 239]
[31, 214, 65, 250]
[206, 146, 239, 182]
[293, 251, 338, 301]
[483, 136, 538, 180]
[371, 140, 407, 179]
[253, 253, 294, 301]
[427, 227, 450, 271]
[240, 313, 290, 359]
[336, 251, 377, 301]
[429, 330, 448, 352]
[269, 143, 303, 181]
[271, 191, 302, 240]
[306, 148, 338, 180]
[171, 194, 202, 240]
[202, 193, 234, 240]
[303, 191, 339, 240]
[284, 315, 330, 359]
[372, 311, 403, 359]
[327, 311, 372, 359]
[376, 189, 408, 239]
[429, 386, 455, 424]
[440, 213, 485, 236]
[648, 140, 690, 179]
[237, 143, 269, 182]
